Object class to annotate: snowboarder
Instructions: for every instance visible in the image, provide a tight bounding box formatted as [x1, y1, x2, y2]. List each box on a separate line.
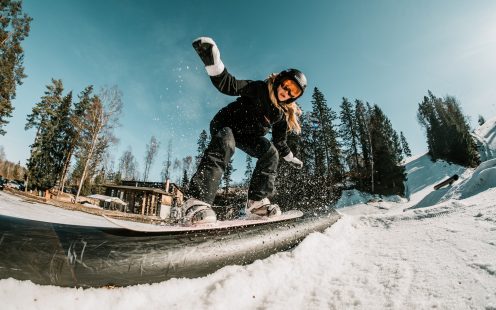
[182, 37, 307, 225]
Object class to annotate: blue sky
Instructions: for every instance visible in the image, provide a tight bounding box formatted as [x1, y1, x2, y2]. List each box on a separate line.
[2, 0, 496, 182]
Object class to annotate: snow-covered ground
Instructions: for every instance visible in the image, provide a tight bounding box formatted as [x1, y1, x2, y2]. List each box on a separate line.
[0, 191, 115, 227]
[1, 154, 496, 309]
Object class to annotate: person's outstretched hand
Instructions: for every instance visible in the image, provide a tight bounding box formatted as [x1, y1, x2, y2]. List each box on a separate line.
[192, 37, 224, 76]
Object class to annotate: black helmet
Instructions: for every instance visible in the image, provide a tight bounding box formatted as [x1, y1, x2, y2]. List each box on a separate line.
[273, 68, 307, 104]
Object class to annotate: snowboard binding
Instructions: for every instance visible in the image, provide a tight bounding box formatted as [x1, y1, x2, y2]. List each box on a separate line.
[182, 198, 217, 226]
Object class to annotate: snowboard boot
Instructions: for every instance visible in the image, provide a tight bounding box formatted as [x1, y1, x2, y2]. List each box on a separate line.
[182, 198, 217, 225]
[246, 198, 282, 218]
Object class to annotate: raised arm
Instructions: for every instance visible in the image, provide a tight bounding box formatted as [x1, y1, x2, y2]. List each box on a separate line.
[193, 37, 257, 97]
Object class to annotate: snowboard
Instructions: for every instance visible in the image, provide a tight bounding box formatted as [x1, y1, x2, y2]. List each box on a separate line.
[103, 210, 303, 233]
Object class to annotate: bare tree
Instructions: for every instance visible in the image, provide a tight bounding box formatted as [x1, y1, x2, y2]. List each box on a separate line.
[161, 139, 172, 182]
[172, 158, 182, 183]
[143, 135, 159, 182]
[74, 86, 122, 202]
[119, 147, 138, 181]
[0, 145, 5, 162]
[58, 86, 94, 195]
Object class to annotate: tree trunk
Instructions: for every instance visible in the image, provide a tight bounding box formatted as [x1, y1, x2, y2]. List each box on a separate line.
[57, 147, 74, 196]
[75, 134, 98, 203]
[369, 128, 374, 194]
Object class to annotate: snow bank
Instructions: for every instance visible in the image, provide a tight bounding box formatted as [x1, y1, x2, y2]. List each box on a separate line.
[450, 158, 496, 199]
[473, 115, 496, 161]
[412, 158, 496, 209]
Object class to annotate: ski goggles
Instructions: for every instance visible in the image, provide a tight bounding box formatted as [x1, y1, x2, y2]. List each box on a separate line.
[281, 79, 303, 99]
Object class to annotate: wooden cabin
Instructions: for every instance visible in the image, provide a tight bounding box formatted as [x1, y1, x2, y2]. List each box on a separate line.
[104, 180, 183, 218]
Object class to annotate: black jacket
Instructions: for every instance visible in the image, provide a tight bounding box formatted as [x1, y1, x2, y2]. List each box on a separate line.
[209, 68, 291, 157]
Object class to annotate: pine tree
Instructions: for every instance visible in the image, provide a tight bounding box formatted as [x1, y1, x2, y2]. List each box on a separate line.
[25, 79, 66, 190]
[276, 110, 324, 209]
[390, 126, 404, 163]
[0, 0, 32, 135]
[25, 79, 63, 134]
[368, 105, 406, 195]
[182, 156, 193, 181]
[400, 131, 412, 157]
[243, 155, 253, 186]
[354, 100, 373, 191]
[273, 130, 309, 210]
[417, 93, 439, 159]
[299, 111, 317, 174]
[195, 129, 209, 168]
[274, 88, 346, 209]
[310, 87, 343, 186]
[52, 92, 74, 187]
[417, 91, 479, 167]
[339, 97, 360, 184]
[181, 169, 189, 189]
[222, 159, 235, 196]
[310, 88, 327, 177]
[444, 96, 480, 167]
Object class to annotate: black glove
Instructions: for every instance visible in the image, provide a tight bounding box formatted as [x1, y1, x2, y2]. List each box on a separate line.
[192, 37, 224, 76]
[283, 152, 303, 169]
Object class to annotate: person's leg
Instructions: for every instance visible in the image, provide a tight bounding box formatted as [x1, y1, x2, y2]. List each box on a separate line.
[187, 127, 235, 204]
[236, 136, 279, 203]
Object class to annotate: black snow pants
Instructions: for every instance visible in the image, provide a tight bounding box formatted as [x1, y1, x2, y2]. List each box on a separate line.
[187, 126, 279, 204]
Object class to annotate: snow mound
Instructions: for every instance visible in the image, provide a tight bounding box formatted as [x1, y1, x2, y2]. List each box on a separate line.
[451, 158, 496, 199]
[411, 158, 496, 210]
[473, 115, 496, 161]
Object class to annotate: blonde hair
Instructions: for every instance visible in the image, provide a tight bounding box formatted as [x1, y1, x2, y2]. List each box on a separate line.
[267, 74, 302, 134]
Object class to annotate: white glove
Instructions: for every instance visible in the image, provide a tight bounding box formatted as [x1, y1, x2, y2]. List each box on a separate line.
[192, 37, 225, 76]
[283, 152, 303, 169]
